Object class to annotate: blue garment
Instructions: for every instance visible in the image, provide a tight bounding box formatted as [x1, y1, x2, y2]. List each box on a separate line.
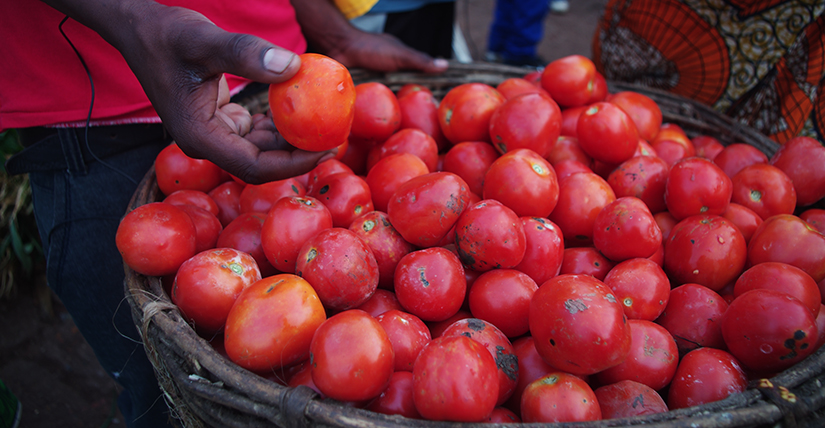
[368, 0, 452, 14]
[487, 0, 549, 61]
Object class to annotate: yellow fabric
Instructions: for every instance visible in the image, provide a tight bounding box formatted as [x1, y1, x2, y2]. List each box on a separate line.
[334, 0, 379, 19]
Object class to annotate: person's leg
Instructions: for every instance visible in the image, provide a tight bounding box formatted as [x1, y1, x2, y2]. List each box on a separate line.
[486, 0, 516, 60]
[27, 129, 173, 428]
[383, 2, 455, 59]
[497, 0, 550, 66]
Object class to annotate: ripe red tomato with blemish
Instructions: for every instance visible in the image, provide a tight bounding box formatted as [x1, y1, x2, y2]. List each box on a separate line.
[455, 199, 527, 272]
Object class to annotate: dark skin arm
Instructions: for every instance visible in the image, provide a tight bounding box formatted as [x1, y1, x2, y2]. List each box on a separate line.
[39, 0, 448, 184]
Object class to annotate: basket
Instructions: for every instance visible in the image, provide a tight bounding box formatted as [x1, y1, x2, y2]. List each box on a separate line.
[124, 61, 825, 428]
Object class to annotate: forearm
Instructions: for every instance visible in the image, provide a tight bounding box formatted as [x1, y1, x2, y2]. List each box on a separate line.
[291, 0, 357, 54]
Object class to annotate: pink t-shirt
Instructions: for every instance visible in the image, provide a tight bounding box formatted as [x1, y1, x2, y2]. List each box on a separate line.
[0, 0, 306, 130]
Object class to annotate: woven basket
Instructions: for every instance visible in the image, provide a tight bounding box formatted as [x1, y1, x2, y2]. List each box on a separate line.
[125, 61, 825, 428]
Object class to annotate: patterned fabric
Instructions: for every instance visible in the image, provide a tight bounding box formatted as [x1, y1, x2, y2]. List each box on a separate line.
[593, 0, 825, 145]
[335, 0, 380, 18]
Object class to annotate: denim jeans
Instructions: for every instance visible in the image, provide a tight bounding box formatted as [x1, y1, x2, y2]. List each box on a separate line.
[8, 126, 174, 428]
[487, 0, 549, 61]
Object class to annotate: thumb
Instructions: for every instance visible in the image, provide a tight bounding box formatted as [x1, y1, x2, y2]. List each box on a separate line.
[205, 30, 302, 84]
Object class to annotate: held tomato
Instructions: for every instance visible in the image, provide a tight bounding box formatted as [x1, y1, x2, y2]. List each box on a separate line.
[438, 83, 506, 145]
[455, 199, 527, 272]
[665, 157, 732, 220]
[261, 195, 332, 273]
[349, 211, 416, 289]
[482, 149, 559, 218]
[116, 202, 197, 277]
[667, 347, 748, 410]
[394, 247, 466, 322]
[577, 102, 640, 165]
[268, 53, 355, 151]
[349, 82, 401, 147]
[593, 196, 662, 262]
[520, 373, 601, 423]
[155, 143, 225, 196]
[488, 92, 562, 157]
[513, 217, 564, 286]
[441, 141, 500, 197]
[224, 274, 326, 373]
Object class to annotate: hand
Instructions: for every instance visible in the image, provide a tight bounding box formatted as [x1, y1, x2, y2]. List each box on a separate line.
[323, 30, 450, 74]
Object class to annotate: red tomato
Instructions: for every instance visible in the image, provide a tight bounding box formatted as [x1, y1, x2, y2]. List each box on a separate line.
[441, 141, 500, 197]
[553, 159, 592, 181]
[665, 157, 733, 220]
[375, 309, 431, 372]
[651, 123, 694, 151]
[734, 262, 821, 317]
[365, 371, 421, 419]
[692, 135, 725, 160]
[520, 373, 601, 423]
[513, 217, 564, 286]
[367, 128, 439, 172]
[559, 246, 615, 280]
[116, 202, 197, 276]
[426, 309, 472, 339]
[667, 347, 748, 409]
[607, 91, 663, 142]
[593, 196, 662, 262]
[488, 92, 562, 157]
[175, 204, 222, 253]
[412, 335, 500, 422]
[545, 134, 592, 166]
[354, 288, 402, 317]
[307, 171, 373, 228]
[589, 70, 609, 103]
[365, 153, 429, 213]
[163, 189, 219, 216]
[455, 199, 527, 272]
[268, 53, 355, 151]
[651, 139, 694, 167]
[603, 258, 670, 320]
[172, 248, 261, 334]
[713, 143, 769, 178]
[438, 83, 506, 144]
[577, 102, 640, 165]
[217, 212, 277, 277]
[529, 274, 631, 375]
[441, 319, 519, 406]
[800, 208, 825, 234]
[721, 202, 763, 244]
[483, 149, 559, 217]
[468, 269, 537, 338]
[238, 177, 305, 214]
[310, 309, 394, 401]
[208, 180, 245, 227]
[394, 247, 466, 322]
[769, 135, 825, 206]
[654, 210, 678, 240]
[396, 83, 432, 99]
[664, 215, 747, 291]
[594, 380, 668, 419]
[607, 155, 670, 214]
[349, 210, 415, 289]
[540, 54, 597, 108]
[304, 159, 353, 193]
[558, 106, 588, 138]
[496, 77, 549, 100]
[224, 274, 325, 372]
[595, 319, 679, 391]
[748, 214, 825, 283]
[260, 195, 332, 273]
[731, 163, 797, 220]
[549, 172, 616, 247]
[387, 172, 471, 248]
[397, 89, 449, 151]
[655, 283, 728, 353]
[295, 228, 379, 311]
[503, 337, 559, 416]
[349, 82, 401, 147]
[155, 143, 225, 196]
[486, 407, 520, 423]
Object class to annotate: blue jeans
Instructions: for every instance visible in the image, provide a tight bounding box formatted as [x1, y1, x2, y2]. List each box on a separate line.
[487, 0, 549, 61]
[8, 126, 174, 428]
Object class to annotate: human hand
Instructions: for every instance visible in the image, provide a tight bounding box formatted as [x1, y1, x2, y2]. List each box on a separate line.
[323, 30, 450, 74]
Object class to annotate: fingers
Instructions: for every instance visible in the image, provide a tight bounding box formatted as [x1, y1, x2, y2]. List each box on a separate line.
[216, 103, 253, 136]
[205, 30, 302, 84]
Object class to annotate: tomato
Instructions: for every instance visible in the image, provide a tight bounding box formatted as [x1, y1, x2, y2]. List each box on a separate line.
[268, 53, 355, 151]
[651, 123, 694, 152]
[396, 83, 432, 99]
[163, 189, 219, 216]
[595, 319, 679, 391]
[438, 83, 506, 144]
[667, 347, 748, 409]
[486, 407, 520, 423]
[155, 143, 225, 196]
[239, 177, 305, 214]
[304, 159, 354, 194]
[387, 172, 471, 248]
[349, 211, 415, 289]
[607, 91, 663, 142]
[174, 204, 222, 253]
[546, 134, 592, 166]
[513, 217, 564, 286]
[523, 70, 542, 86]
[295, 228, 379, 311]
[712, 143, 768, 179]
[394, 247, 466, 322]
[310, 309, 394, 401]
[721, 202, 763, 244]
[172, 248, 261, 334]
[769, 135, 825, 206]
[651, 139, 694, 167]
[218, 212, 277, 277]
[365, 153, 429, 213]
[691, 135, 725, 160]
[367, 128, 439, 172]
[496, 77, 549, 100]
[426, 309, 473, 339]
[365, 371, 421, 419]
[260, 195, 332, 273]
[412, 335, 499, 422]
[558, 107, 588, 138]
[208, 180, 245, 227]
[116, 202, 197, 277]
[734, 262, 821, 317]
[594, 380, 668, 419]
[593, 196, 662, 262]
[549, 172, 616, 247]
[664, 215, 747, 291]
[529, 274, 631, 375]
[455, 199, 526, 272]
[503, 337, 558, 416]
[307, 171, 373, 228]
[468, 269, 537, 338]
[559, 246, 614, 280]
[354, 288, 402, 317]
[603, 258, 670, 321]
[224, 274, 325, 372]
[665, 157, 733, 220]
[748, 214, 825, 283]
[441, 318, 518, 405]
[375, 309, 431, 372]
[731, 163, 797, 220]
[483, 149, 559, 218]
[655, 283, 728, 353]
[520, 373, 601, 423]
[441, 141, 499, 197]
[607, 155, 670, 214]
[589, 71, 609, 103]
[489, 92, 562, 157]
[552, 159, 592, 181]
[801, 208, 825, 234]
[540, 54, 597, 108]
[349, 82, 401, 147]
[397, 89, 449, 151]
[577, 102, 640, 165]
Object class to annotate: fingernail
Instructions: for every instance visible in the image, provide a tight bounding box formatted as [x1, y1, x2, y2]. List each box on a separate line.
[264, 48, 295, 74]
[433, 59, 449, 69]
[316, 149, 339, 165]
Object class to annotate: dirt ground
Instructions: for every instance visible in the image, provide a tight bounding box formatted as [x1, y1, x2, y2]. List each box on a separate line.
[0, 1, 606, 427]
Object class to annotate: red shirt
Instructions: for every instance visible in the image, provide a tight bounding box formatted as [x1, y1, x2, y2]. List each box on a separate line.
[0, 0, 306, 130]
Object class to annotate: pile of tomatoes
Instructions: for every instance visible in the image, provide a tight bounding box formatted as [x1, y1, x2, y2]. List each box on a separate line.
[116, 53, 825, 424]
